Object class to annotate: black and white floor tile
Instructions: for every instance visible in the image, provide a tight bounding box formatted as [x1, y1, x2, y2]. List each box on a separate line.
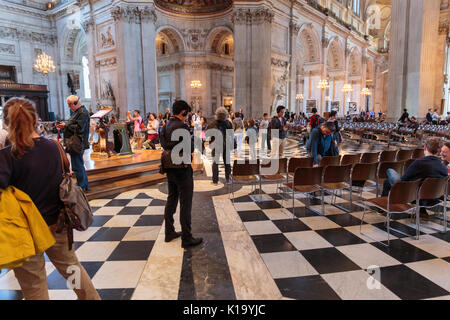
[230, 184, 450, 300]
[1, 137, 449, 300]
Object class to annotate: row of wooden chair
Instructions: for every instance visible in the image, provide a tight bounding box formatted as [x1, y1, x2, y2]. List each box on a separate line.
[228, 156, 448, 247]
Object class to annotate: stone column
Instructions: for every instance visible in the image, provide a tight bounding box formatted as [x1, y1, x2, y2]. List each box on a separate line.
[111, 5, 145, 119]
[140, 6, 158, 114]
[289, 21, 300, 114]
[233, 7, 273, 118]
[387, 0, 442, 120]
[82, 18, 98, 108]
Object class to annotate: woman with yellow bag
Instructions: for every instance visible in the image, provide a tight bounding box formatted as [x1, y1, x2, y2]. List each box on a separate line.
[0, 97, 99, 300]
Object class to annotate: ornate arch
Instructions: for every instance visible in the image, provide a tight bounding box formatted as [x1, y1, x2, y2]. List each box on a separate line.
[297, 23, 321, 64]
[349, 47, 362, 76]
[327, 37, 344, 71]
[204, 25, 234, 55]
[155, 25, 186, 54]
[61, 26, 84, 61]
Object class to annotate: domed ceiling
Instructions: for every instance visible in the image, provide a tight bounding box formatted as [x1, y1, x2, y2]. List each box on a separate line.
[155, 0, 233, 14]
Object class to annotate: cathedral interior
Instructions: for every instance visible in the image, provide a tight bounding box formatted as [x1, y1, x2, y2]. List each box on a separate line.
[1, 0, 450, 304]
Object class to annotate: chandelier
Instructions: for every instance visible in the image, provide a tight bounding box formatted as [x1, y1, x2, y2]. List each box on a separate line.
[190, 80, 202, 89]
[296, 93, 304, 100]
[317, 79, 329, 89]
[361, 87, 371, 96]
[34, 52, 56, 75]
[342, 83, 353, 93]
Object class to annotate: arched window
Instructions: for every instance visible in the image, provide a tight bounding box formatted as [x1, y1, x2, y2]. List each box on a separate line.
[82, 56, 91, 99]
[162, 42, 167, 55]
[224, 43, 230, 56]
[352, 0, 360, 16]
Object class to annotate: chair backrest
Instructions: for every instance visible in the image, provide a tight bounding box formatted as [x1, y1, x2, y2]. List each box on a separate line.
[403, 159, 415, 173]
[351, 163, 378, 182]
[232, 160, 260, 176]
[419, 176, 450, 200]
[380, 150, 397, 162]
[293, 167, 323, 186]
[288, 157, 314, 173]
[341, 154, 361, 166]
[319, 156, 341, 167]
[411, 148, 425, 159]
[396, 149, 414, 161]
[261, 158, 288, 175]
[360, 152, 380, 164]
[323, 164, 352, 184]
[378, 161, 404, 179]
[389, 180, 421, 206]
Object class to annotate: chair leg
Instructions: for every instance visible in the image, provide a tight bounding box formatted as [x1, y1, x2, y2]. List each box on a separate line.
[349, 185, 353, 207]
[415, 206, 420, 240]
[360, 204, 366, 234]
[444, 197, 448, 233]
[387, 212, 391, 246]
[321, 187, 325, 216]
[291, 188, 295, 221]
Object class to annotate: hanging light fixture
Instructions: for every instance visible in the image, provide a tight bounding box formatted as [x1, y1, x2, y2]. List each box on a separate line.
[342, 83, 353, 93]
[190, 12, 202, 90]
[317, 79, 329, 90]
[190, 80, 202, 89]
[34, 52, 56, 75]
[361, 87, 371, 96]
[296, 93, 304, 100]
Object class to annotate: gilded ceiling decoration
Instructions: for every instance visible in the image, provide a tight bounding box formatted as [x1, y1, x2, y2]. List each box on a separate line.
[154, 0, 233, 14]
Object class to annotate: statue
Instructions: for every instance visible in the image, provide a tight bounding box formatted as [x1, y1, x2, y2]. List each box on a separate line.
[100, 26, 115, 49]
[271, 63, 290, 115]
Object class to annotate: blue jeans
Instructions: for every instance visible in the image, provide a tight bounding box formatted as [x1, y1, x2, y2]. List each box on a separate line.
[71, 152, 89, 191]
[382, 169, 401, 196]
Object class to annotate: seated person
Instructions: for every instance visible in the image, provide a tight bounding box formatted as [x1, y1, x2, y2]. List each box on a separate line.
[306, 121, 339, 167]
[440, 141, 450, 173]
[382, 137, 448, 220]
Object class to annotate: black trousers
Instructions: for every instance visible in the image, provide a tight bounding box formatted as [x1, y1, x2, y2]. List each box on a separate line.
[164, 166, 194, 240]
[212, 150, 231, 183]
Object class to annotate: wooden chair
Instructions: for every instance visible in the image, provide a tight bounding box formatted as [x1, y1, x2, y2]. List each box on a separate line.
[411, 148, 425, 159]
[361, 179, 421, 246]
[230, 160, 260, 204]
[360, 152, 380, 164]
[396, 149, 414, 161]
[320, 164, 353, 214]
[379, 150, 397, 162]
[319, 155, 341, 168]
[417, 176, 450, 235]
[350, 163, 378, 204]
[403, 159, 415, 173]
[341, 154, 361, 166]
[376, 161, 405, 197]
[284, 167, 323, 219]
[260, 158, 288, 195]
[287, 157, 314, 183]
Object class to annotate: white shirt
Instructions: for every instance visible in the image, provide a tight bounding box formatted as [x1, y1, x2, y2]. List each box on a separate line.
[260, 119, 269, 130]
[147, 119, 159, 134]
[0, 128, 7, 148]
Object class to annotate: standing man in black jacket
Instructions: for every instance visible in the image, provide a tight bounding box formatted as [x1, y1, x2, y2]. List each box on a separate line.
[57, 95, 90, 191]
[160, 100, 202, 248]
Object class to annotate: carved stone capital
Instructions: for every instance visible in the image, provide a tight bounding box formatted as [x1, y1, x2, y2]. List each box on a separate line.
[95, 57, 117, 68]
[140, 6, 157, 24]
[232, 7, 274, 25]
[82, 18, 95, 33]
[111, 5, 157, 24]
[289, 21, 301, 36]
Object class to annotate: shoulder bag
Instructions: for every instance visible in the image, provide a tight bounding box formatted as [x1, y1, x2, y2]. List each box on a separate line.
[52, 139, 93, 249]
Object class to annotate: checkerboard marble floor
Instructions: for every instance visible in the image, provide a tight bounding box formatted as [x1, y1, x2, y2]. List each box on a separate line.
[230, 185, 450, 300]
[0, 190, 167, 300]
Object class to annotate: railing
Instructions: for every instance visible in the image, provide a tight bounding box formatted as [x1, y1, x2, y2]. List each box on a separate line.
[304, 0, 367, 39]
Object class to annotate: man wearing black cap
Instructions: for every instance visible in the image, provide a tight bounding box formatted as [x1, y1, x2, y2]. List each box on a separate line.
[160, 100, 202, 248]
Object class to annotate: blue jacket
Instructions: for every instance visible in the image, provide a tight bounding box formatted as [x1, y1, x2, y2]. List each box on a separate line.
[401, 156, 448, 182]
[306, 127, 339, 165]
